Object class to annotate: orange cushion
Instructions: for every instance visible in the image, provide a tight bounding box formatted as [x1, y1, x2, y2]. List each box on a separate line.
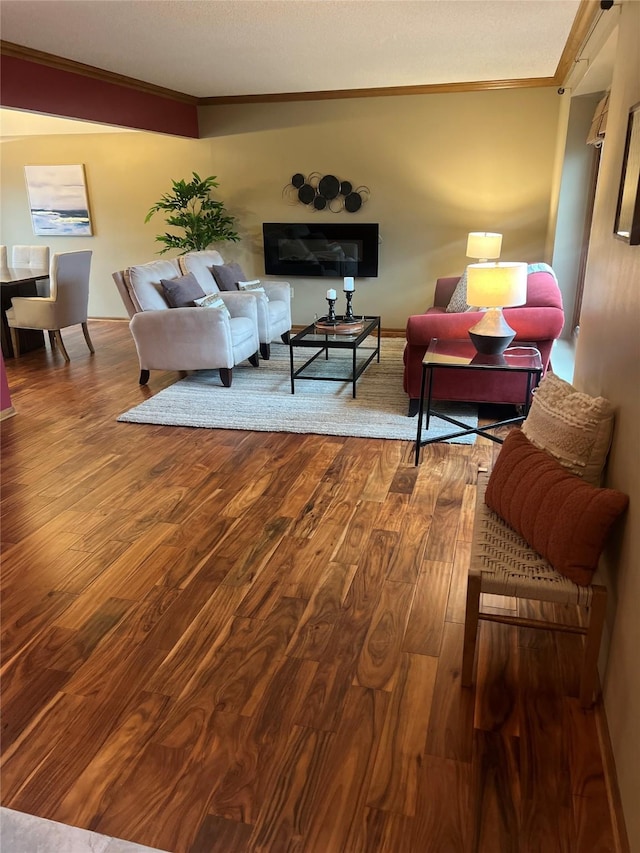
[485, 430, 628, 585]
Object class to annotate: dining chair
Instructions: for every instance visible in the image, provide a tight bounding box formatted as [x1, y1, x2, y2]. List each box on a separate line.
[6, 251, 94, 362]
[12, 245, 50, 296]
[0, 246, 7, 267]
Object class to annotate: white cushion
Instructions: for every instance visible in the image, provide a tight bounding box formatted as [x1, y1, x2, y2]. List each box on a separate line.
[229, 315, 260, 363]
[522, 372, 615, 486]
[125, 260, 180, 312]
[194, 292, 231, 319]
[179, 251, 224, 295]
[230, 316, 257, 347]
[268, 299, 288, 324]
[237, 280, 266, 295]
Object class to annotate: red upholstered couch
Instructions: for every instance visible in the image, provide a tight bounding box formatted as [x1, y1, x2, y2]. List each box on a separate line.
[403, 268, 565, 415]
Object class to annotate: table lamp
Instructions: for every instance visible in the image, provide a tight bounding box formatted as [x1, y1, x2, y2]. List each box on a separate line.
[466, 262, 527, 354]
[466, 232, 502, 263]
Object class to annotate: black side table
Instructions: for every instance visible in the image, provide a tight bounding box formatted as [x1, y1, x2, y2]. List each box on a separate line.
[415, 338, 543, 465]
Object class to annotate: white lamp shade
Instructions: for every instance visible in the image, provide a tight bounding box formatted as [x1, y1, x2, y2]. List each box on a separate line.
[466, 232, 503, 260]
[466, 262, 528, 308]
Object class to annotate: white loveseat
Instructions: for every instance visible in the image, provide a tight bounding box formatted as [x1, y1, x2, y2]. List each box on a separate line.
[113, 258, 260, 386]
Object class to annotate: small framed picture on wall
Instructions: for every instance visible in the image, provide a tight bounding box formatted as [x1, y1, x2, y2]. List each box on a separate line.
[24, 164, 93, 236]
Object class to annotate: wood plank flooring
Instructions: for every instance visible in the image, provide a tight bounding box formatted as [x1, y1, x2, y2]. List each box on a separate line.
[0, 321, 622, 852]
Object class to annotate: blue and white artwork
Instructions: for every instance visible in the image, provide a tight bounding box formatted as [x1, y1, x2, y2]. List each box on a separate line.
[24, 164, 93, 236]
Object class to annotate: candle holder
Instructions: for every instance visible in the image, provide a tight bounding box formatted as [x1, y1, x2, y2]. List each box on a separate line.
[316, 285, 364, 334]
[344, 291, 355, 322]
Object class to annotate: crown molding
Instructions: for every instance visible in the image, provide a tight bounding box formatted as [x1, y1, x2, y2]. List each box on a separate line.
[199, 76, 556, 107]
[0, 41, 198, 105]
[554, 0, 602, 86]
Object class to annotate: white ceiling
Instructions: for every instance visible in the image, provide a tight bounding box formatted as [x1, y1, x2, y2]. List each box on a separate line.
[0, 0, 616, 139]
[1, 0, 586, 99]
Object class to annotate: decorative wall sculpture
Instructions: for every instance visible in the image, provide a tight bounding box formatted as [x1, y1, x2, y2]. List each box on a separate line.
[282, 172, 370, 213]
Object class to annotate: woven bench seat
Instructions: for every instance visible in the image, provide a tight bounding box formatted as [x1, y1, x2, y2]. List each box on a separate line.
[462, 471, 607, 709]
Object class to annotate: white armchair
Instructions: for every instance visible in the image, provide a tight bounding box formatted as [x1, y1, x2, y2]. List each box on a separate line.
[179, 250, 292, 359]
[112, 259, 260, 386]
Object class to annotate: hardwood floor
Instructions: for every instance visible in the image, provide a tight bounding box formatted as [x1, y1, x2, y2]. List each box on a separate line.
[1, 321, 622, 852]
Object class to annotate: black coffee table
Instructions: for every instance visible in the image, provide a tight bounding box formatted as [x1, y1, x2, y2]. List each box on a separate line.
[289, 316, 381, 398]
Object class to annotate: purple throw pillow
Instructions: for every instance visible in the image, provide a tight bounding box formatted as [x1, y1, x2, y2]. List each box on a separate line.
[160, 272, 206, 308]
[210, 262, 247, 291]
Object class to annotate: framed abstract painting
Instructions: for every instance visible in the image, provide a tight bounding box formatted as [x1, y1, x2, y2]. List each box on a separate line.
[24, 164, 93, 236]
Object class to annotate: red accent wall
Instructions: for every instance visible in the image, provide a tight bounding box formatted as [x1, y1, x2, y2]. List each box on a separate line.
[1, 55, 199, 138]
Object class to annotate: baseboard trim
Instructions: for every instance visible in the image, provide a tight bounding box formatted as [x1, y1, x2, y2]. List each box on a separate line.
[595, 699, 630, 853]
[0, 406, 16, 421]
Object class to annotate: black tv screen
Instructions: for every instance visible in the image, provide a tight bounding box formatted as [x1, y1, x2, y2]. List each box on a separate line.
[263, 222, 379, 278]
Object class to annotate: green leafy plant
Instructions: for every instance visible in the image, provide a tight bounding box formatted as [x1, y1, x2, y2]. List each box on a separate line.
[145, 172, 240, 254]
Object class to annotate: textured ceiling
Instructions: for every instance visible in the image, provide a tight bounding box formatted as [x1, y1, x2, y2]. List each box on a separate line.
[1, 0, 585, 99]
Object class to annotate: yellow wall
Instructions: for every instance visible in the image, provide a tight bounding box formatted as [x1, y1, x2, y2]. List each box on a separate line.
[0, 132, 213, 317]
[1, 86, 562, 327]
[199, 87, 561, 328]
[573, 2, 640, 847]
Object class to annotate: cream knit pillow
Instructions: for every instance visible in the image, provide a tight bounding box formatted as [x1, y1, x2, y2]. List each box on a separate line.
[522, 372, 615, 486]
[194, 293, 231, 319]
[445, 269, 470, 312]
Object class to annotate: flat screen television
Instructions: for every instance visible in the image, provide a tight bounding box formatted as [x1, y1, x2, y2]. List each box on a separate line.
[263, 222, 379, 278]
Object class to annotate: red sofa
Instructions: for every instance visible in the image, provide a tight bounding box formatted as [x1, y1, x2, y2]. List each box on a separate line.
[403, 268, 565, 415]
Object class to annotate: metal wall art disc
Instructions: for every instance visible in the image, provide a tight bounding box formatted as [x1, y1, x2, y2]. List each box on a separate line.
[283, 173, 370, 213]
[344, 192, 362, 212]
[318, 174, 340, 199]
[298, 184, 315, 205]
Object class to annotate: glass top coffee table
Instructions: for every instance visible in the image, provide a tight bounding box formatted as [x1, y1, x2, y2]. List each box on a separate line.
[289, 316, 381, 398]
[415, 338, 543, 464]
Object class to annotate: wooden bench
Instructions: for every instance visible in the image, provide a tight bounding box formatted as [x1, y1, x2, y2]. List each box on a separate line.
[461, 471, 607, 709]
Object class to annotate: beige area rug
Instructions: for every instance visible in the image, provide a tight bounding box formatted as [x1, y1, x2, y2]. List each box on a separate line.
[117, 338, 477, 443]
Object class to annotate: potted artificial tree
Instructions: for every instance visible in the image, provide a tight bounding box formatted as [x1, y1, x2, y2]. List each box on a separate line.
[145, 172, 240, 254]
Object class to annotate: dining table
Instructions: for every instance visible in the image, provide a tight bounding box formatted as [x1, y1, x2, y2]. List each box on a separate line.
[0, 265, 49, 358]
